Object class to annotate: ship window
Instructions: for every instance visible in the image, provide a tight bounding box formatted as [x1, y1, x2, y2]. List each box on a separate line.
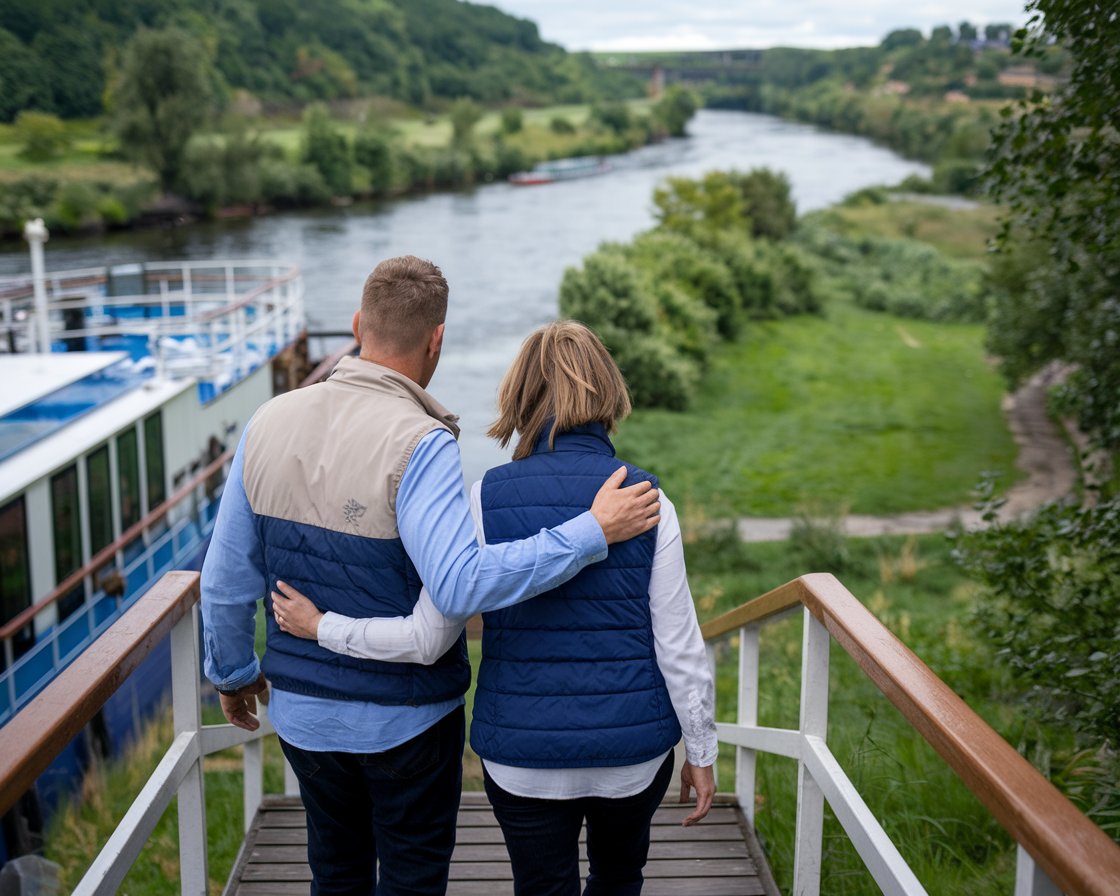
[50, 465, 85, 622]
[0, 497, 31, 631]
[87, 445, 112, 555]
[144, 413, 165, 509]
[117, 428, 140, 531]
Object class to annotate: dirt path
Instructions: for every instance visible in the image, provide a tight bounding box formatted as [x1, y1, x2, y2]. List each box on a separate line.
[735, 364, 1079, 542]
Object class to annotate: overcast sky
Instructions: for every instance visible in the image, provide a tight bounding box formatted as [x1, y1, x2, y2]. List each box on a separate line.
[488, 2, 1028, 51]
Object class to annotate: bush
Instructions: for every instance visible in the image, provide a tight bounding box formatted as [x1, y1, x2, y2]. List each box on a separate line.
[354, 130, 393, 196]
[300, 104, 352, 196]
[952, 493, 1120, 831]
[15, 111, 70, 162]
[795, 221, 988, 322]
[499, 107, 523, 134]
[559, 248, 700, 410]
[549, 116, 575, 134]
[628, 231, 735, 340]
[259, 159, 330, 206]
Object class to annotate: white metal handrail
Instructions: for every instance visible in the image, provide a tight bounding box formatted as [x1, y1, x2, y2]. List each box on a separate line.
[702, 574, 1120, 896]
[72, 602, 295, 896]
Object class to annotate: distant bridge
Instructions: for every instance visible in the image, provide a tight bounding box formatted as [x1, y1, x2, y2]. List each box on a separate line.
[600, 50, 764, 92]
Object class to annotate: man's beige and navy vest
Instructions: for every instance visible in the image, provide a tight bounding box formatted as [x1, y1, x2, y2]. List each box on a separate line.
[241, 356, 470, 705]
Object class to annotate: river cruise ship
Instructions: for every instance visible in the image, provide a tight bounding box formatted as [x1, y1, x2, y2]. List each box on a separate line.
[0, 223, 306, 857]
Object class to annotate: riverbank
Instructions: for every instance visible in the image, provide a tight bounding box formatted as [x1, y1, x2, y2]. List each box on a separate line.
[0, 95, 689, 240]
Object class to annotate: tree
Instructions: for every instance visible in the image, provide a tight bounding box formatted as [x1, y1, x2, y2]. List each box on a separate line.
[958, 21, 978, 43]
[111, 28, 217, 194]
[449, 98, 482, 149]
[651, 85, 698, 137]
[15, 111, 68, 161]
[986, 0, 1120, 451]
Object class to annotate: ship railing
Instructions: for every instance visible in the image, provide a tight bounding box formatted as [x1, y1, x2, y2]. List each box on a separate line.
[702, 573, 1120, 896]
[0, 450, 233, 726]
[0, 261, 304, 395]
[0, 570, 294, 896]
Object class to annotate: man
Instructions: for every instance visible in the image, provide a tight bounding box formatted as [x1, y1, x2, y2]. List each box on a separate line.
[201, 255, 660, 896]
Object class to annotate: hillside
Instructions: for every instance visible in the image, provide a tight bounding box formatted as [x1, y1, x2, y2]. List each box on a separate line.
[0, 0, 642, 121]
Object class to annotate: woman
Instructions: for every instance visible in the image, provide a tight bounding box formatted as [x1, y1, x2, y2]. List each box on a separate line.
[273, 320, 718, 896]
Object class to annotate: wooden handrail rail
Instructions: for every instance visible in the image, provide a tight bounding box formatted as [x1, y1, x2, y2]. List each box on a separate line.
[0, 450, 232, 641]
[702, 573, 1120, 896]
[0, 571, 200, 815]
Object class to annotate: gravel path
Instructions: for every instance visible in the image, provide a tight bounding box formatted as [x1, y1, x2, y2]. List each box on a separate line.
[735, 364, 1078, 542]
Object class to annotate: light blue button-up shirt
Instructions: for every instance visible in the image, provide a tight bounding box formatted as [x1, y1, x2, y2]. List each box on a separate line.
[201, 425, 608, 753]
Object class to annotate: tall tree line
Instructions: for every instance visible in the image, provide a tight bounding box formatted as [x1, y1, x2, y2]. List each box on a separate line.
[0, 0, 640, 122]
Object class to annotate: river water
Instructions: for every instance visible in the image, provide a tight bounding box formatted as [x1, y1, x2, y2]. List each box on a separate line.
[0, 110, 927, 482]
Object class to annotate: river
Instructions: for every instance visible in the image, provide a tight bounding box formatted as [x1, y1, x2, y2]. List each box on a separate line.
[0, 110, 928, 482]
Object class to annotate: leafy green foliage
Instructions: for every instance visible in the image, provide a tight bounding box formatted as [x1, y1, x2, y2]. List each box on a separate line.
[985, 0, 1120, 451]
[952, 492, 1120, 833]
[561, 169, 823, 412]
[300, 103, 352, 196]
[110, 26, 216, 193]
[650, 85, 698, 137]
[0, 0, 642, 122]
[796, 218, 989, 323]
[14, 110, 69, 161]
[653, 167, 797, 241]
[448, 98, 482, 149]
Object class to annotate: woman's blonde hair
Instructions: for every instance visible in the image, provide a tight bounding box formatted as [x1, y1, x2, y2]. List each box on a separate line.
[488, 320, 631, 460]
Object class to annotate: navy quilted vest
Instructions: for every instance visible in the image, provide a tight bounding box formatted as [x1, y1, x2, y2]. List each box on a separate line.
[469, 423, 682, 768]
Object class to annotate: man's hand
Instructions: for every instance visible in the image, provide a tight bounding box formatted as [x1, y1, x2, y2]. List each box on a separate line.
[218, 672, 270, 732]
[272, 580, 325, 640]
[679, 761, 715, 826]
[590, 467, 660, 544]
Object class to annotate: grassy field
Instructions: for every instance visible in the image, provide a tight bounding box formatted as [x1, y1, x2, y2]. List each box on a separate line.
[806, 199, 1003, 261]
[616, 299, 1018, 518]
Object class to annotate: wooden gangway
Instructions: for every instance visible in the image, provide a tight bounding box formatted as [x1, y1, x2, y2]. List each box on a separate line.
[227, 793, 775, 896]
[1, 570, 1119, 896]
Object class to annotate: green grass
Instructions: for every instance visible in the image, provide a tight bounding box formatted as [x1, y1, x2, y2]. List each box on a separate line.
[807, 201, 1003, 261]
[615, 301, 1018, 518]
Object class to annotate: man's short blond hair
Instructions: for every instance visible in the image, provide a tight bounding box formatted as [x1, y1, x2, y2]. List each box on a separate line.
[488, 320, 632, 460]
[359, 256, 448, 354]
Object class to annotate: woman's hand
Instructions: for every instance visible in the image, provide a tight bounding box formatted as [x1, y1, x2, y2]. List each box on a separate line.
[272, 580, 325, 640]
[679, 761, 715, 826]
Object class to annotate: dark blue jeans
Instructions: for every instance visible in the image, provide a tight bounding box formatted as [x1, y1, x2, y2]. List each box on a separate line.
[483, 751, 675, 896]
[279, 705, 465, 896]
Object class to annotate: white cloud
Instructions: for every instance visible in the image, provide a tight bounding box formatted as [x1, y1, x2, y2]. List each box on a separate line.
[491, 1, 1027, 50]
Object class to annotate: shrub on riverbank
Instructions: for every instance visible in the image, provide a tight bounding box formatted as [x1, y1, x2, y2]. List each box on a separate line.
[559, 168, 827, 411]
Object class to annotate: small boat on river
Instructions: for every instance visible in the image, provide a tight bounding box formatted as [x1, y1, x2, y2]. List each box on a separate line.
[509, 155, 612, 185]
[0, 222, 309, 860]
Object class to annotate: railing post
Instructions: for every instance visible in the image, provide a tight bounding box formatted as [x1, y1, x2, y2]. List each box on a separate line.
[794, 609, 830, 896]
[1015, 845, 1063, 896]
[737, 624, 759, 825]
[243, 738, 264, 834]
[171, 603, 208, 895]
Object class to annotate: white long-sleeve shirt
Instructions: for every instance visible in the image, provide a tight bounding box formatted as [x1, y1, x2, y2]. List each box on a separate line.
[316, 483, 718, 798]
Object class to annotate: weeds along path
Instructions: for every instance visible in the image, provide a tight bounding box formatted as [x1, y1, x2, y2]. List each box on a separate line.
[735, 364, 1079, 543]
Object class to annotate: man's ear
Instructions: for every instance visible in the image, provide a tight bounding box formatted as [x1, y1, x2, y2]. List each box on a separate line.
[351, 310, 361, 342]
[428, 322, 445, 358]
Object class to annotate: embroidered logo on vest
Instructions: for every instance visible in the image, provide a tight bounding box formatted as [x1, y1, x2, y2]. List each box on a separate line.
[342, 498, 367, 526]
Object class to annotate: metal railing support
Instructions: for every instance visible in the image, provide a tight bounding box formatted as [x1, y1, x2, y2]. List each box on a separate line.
[172, 605, 208, 895]
[793, 609, 830, 896]
[736, 624, 759, 825]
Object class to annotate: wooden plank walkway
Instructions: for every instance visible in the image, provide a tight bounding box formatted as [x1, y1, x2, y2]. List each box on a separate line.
[226, 793, 779, 895]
